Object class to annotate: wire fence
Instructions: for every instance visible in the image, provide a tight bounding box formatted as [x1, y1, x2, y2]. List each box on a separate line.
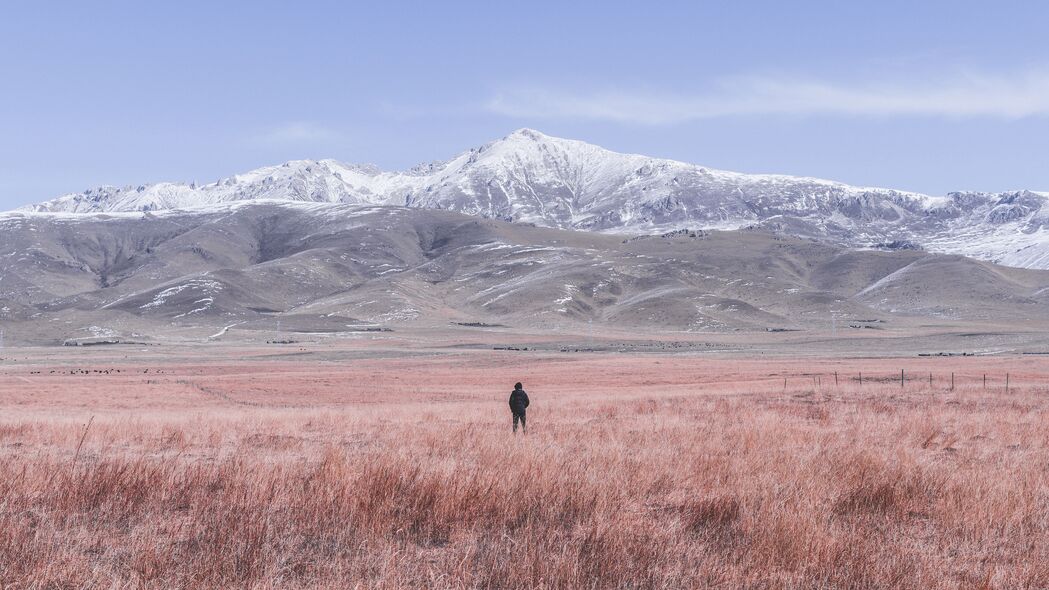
[771, 370, 1025, 393]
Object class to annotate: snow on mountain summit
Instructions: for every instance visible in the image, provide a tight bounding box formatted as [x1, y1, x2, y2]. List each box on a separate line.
[22, 128, 927, 218]
[18, 129, 1049, 269]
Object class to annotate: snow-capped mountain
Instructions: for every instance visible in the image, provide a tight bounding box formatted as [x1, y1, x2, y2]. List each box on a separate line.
[20, 129, 1049, 269]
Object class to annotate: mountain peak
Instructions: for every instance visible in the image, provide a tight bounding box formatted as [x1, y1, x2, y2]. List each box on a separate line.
[506, 127, 551, 141]
[491, 128, 596, 154]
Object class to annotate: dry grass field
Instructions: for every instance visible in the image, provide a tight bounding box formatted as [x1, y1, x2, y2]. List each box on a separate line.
[1, 345, 1047, 588]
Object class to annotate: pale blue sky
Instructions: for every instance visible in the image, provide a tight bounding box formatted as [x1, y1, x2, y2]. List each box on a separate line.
[2, 0, 1048, 208]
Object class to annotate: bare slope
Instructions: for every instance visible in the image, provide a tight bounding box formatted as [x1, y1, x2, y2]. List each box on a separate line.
[2, 202, 1049, 345]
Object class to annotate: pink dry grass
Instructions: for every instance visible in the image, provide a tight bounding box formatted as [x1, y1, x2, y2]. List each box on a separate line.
[0, 350, 1047, 588]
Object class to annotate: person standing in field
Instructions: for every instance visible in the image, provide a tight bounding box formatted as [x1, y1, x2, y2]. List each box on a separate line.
[509, 382, 530, 434]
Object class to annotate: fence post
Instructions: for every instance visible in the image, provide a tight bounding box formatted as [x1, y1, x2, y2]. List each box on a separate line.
[834, 371, 838, 386]
[901, 369, 905, 388]
[1006, 373, 1010, 394]
[929, 372, 932, 387]
[983, 374, 987, 389]
[951, 372, 955, 391]
[859, 372, 862, 385]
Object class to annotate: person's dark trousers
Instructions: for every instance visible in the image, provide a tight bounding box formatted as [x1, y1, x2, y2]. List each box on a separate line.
[513, 412, 526, 433]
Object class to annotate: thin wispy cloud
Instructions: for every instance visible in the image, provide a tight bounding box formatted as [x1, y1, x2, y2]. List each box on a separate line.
[252, 122, 342, 146]
[486, 69, 1049, 124]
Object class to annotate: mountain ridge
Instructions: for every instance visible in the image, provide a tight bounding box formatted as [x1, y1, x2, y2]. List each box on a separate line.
[17, 129, 1049, 269]
[4, 200, 1049, 347]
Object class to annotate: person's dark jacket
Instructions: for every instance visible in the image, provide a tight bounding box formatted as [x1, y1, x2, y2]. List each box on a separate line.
[509, 388, 530, 414]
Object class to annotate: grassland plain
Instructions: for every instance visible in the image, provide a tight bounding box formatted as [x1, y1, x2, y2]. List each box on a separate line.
[0, 346, 1047, 588]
